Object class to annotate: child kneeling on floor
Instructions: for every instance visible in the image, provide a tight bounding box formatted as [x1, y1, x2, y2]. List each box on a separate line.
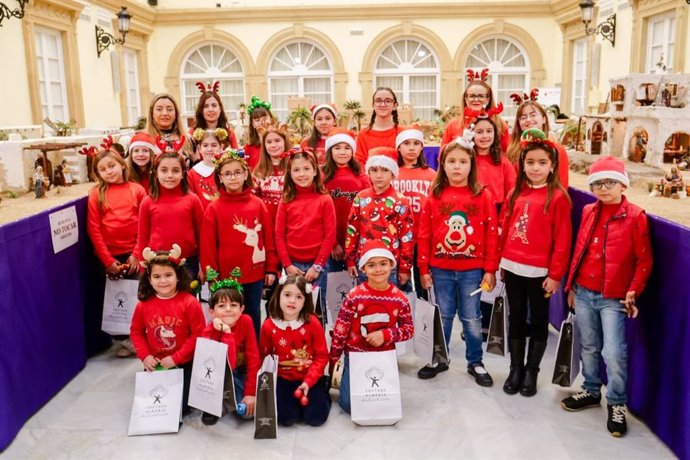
[329, 240, 414, 413]
[561, 156, 653, 437]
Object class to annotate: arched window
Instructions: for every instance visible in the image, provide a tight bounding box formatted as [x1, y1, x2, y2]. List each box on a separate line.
[268, 41, 333, 121]
[180, 43, 245, 122]
[374, 38, 440, 121]
[465, 36, 530, 119]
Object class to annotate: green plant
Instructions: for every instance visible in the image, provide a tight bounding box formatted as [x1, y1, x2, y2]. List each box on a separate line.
[433, 105, 461, 124]
[0, 130, 7, 141]
[7, 191, 18, 198]
[287, 106, 312, 140]
[342, 99, 366, 133]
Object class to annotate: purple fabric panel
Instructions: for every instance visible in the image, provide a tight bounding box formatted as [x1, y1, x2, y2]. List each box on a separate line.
[423, 146, 439, 171]
[0, 198, 87, 452]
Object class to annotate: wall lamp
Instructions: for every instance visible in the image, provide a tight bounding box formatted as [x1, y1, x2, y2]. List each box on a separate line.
[579, 0, 616, 47]
[0, 0, 29, 27]
[95, 6, 132, 57]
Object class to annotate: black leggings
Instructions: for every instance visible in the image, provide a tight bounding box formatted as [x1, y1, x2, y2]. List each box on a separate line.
[504, 270, 550, 342]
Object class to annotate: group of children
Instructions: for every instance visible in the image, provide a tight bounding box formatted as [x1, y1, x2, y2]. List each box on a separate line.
[85, 75, 653, 437]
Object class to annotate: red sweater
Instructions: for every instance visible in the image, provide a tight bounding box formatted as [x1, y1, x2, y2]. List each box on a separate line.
[201, 188, 278, 283]
[511, 143, 570, 189]
[300, 137, 327, 166]
[275, 185, 337, 267]
[344, 186, 415, 273]
[392, 166, 436, 237]
[135, 186, 204, 260]
[442, 117, 510, 153]
[130, 291, 206, 365]
[243, 144, 261, 171]
[418, 186, 499, 274]
[329, 283, 413, 365]
[87, 181, 146, 267]
[499, 186, 572, 280]
[355, 126, 398, 167]
[201, 323, 237, 369]
[253, 166, 285, 223]
[476, 154, 516, 206]
[259, 315, 329, 388]
[187, 162, 218, 210]
[201, 314, 260, 395]
[130, 174, 149, 195]
[324, 166, 371, 250]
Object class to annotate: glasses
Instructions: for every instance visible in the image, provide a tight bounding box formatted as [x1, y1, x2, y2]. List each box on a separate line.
[466, 94, 489, 101]
[519, 112, 542, 122]
[374, 98, 395, 106]
[221, 171, 245, 179]
[590, 180, 619, 190]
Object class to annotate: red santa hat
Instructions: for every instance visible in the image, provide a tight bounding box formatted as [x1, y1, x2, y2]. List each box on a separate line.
[358, 239, 397, 270]
[395, 126, 424, 149]
[365, 146, 399, 177]
[311, 103, 338, 119]
[128, 132, 159, 154]
[325, 127, 357, 153]
[587, 156, 629, 187]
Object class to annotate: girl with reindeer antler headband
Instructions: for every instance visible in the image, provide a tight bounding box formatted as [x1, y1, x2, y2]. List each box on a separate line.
[130, 244, 206, 417]
[507, 88, 569, 188]
[441, 68, 510, 153]
[134, 136, 205, 280]
[200, 147, 279, 339]
[190, 81, 239, 150]
[253, 122, 292, 222]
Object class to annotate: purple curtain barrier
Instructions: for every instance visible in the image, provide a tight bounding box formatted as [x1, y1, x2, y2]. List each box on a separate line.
[0, 198, 89, 452]
[423, 145, 439, 171]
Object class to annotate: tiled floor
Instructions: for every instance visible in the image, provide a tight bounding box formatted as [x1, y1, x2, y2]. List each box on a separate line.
[5, 326, 675, 460]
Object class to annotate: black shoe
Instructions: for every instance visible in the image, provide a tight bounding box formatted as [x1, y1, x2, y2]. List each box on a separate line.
[607, 404, 628, 437]
[417, 362, 449, 380]
[468, 363, 493, 387]
[520, 340, 547, 397]
[503, 339, 525, 395]
[201, 412, 220, 426]
[561, 391, 601, 412]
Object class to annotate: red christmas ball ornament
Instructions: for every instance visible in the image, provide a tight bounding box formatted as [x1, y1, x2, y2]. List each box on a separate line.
[293, 388, 303, 399]
[300, 395, 309, 407]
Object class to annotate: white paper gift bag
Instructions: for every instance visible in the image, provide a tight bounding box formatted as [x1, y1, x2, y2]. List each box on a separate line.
[188, 337, 229, 417]
[128, 368, 184, 436]
[413, 296, 436, 363]
[349, 350, 402, 426]
[395, 292, 417, 356]
[326, 270, 354, 327]
[254, 354, 279, 439]
[101, 278, 140, 335]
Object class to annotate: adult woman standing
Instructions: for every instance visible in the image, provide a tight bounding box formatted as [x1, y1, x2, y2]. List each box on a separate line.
[146, 93, 196, 163]
[190, 81, 239, 149]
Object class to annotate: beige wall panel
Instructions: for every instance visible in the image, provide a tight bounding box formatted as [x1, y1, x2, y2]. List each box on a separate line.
[0, 19, 32, 126]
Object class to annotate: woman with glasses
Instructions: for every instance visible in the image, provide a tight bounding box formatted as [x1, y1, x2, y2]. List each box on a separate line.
[354, 87, 401, 166]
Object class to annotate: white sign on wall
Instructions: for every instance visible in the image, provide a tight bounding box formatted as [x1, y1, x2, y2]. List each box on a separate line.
[49, 205, 79, 253]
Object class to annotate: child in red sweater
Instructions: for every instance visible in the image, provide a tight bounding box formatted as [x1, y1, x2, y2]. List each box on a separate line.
[243, 96, 274, 171]
[322, 128, 370, 273]
[301, 103, 338, 166]
[253, 124, 290, 223]
[189, 128, 226, 208]
[201, 148, 278, 338]
[345, 147, 414, 288]
[355, 87, 400, 166]
[275, 149, 336, 323]
[130, 245, 206, 416]
[330, 241, 414, 413]
[499, 128, 572, 397]
[126, 132, 157, 194]
[87, 145, 147, 357]
[135, 138, 204, 279]
[259, 275, 330, 426]
[560, 156, 653, 437]
[199, 269, 260, 425]
[417, 135, 499, 385]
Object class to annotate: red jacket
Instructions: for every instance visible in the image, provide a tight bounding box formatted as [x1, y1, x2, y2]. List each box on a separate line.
[324, 166, 371, 250]
[355, 126, 398, 167]
[201, 188, 278, 283]
[566, 197, 653, 298]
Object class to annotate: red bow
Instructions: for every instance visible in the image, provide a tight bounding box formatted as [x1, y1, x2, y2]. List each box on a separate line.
[510, 88, 540, 105]
[466, 68, 489, 82]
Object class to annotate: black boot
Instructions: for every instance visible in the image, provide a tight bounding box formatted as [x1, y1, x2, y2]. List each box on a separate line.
[503, 339, 525, 395]
[520, 340, 547, 397]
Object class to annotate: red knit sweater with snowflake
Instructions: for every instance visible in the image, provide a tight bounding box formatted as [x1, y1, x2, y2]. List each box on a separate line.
[130, 291, 206, 365]
[300, 137, 327, 166]
[499, 185, 572, 280]
[253, 166, 285, 222]
[201, 314, 260, 395]
[187, 162, 218, 210]
[259, 315, 329, 388]
[329, 282, 413, 366]
[418, 185, 500, 274]
[392, 166, 436, 237]
[87, 181, 146, 267]
[275, 185, 337, 267]
[476, 154, 516, 206]
[344, 185, 415, 273]
[201, 187, 278, 283]
[134, 186, 204, 260]
[325, 166, 371, 250]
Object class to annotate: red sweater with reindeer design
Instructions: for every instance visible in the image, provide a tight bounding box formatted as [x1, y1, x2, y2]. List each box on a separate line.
[258, 315, 329, 388]
[201, 187, 278, 283]
[418, 185, 500, 275]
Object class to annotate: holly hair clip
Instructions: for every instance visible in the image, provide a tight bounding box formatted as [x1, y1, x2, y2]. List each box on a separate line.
[463, 104, 505, 127]
[213, 147, 246, 169]
[247, 95, 271, 116]
[510, 88, 540, 105]
[466, 68, 489, 82]
[192, 127, 228, 142]
[196, 81, 220, 94]
[520, 128, 557, 153]
[206, 266, 244, 294]
[139, 244, 187, 269]
[154, 135, 186, 161]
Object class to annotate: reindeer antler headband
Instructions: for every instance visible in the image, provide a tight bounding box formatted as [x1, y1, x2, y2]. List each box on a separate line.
[466, 68, 490, 83]
[463, 104, 505, 127]
[280, 146, 315, 160]
[196, 81, 220, 95]
[510, 88, 540, 105]
[257, 122, 289, 139]
[79, 135, 121, 158]
[206, 266, 244, 294]
[140, 244, 186, 269]
[79, 146, 97, 158]
[154, 135, 186, 162]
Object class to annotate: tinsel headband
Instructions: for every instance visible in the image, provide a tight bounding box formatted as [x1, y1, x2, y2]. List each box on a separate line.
[247, 95, 271, 116]
[206, 266, 244, 294]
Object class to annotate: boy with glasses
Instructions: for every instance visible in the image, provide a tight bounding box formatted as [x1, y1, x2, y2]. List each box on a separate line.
[561, 156, 653, 437]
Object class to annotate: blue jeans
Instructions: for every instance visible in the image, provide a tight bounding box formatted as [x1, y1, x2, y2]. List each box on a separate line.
[242, 279, 264, 342]
[431, 267, 484, 365]
[574, 284, 628, 405]
[338, 354, 351, 414]
[292, 261, 327, 323]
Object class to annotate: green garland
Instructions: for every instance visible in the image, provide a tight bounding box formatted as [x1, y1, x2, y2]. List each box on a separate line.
[205, 266, 243, 294]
